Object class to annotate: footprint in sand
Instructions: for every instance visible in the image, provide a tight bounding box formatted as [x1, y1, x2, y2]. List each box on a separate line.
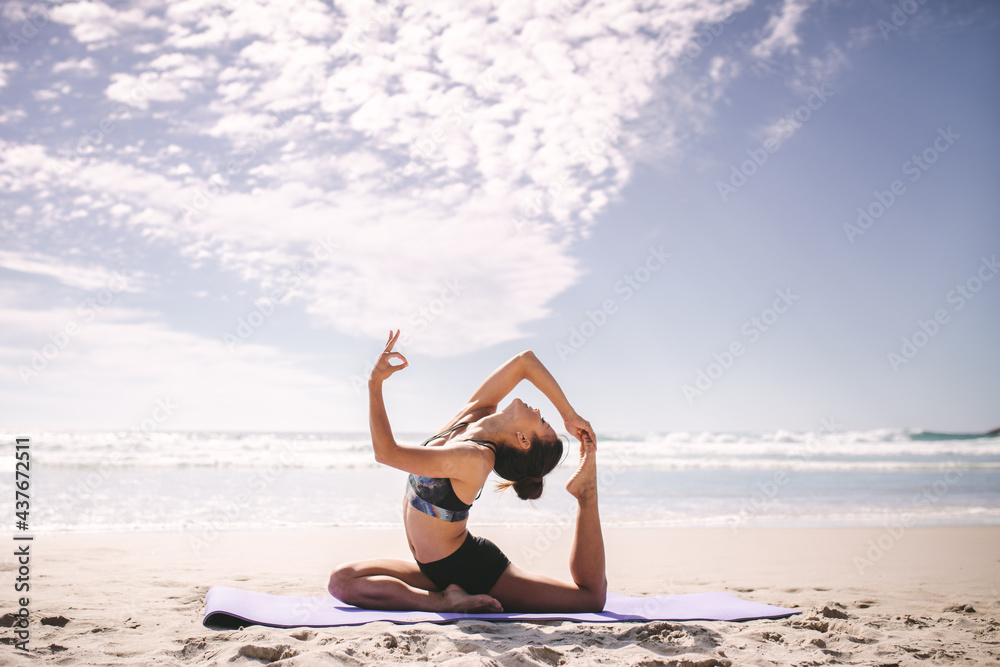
[901, 615, 931, 628]
[167, 640, 209, 660]
[789, 618, 829, 632]
[503, 645, 564, 666]
[41, 616, 71, 628]
[617, 621, 686, 641]
[238, 644, 299, 662]
[821, 605, 849, 619]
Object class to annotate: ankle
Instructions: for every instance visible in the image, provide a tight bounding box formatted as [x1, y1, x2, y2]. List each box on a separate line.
[574, 486, 599, 505]
[428, 590, 447, 612]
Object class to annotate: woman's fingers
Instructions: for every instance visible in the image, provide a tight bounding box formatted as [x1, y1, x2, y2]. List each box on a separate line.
[568, 417, 596, 447]
[385, 329, 401, 350]
[378, 352, 407, 372]
[382, 329, 405, 358]
[564, 414, 594, 446]
[370, 331, 408, 383]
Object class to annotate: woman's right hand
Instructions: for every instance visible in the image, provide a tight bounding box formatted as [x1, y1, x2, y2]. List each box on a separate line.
[563, 412, 596, 446]
[369, 329, 409, 385]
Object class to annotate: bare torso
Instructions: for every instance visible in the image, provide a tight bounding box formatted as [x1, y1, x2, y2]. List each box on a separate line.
[403, 421, 492, 563]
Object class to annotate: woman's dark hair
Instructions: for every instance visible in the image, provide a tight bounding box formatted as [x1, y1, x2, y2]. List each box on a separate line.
[493, 433, 564, 500]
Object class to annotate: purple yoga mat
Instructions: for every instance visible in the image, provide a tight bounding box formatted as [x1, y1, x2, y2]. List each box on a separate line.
[202, 586, 799, 628]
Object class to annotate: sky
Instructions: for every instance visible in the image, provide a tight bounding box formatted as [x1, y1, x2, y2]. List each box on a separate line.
[1, 0, 997, 435]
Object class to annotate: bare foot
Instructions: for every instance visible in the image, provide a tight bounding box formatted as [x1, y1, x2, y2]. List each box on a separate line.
[565, 434, 598, 501]
[440, 584, 503, 613]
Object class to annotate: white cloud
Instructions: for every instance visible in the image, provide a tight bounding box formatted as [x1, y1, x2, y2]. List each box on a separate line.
[32, 87, 63, 101]
[0, 250, 144, 293]
[0, 61, 18, 91]
[105, 66, 198, 110]
[51, 56, 99, 76]
[3, 0, 844, 361]
[0, 297, 349, 431]
[751, 41, 848, 150]
[751, 0, 812, 59]
[0, 108, 28, 124]
[49, 1, 162, 45]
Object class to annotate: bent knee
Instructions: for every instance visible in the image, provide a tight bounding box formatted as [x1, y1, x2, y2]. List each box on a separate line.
[583, 583, 607, 613]
[327, 562, 361, 600]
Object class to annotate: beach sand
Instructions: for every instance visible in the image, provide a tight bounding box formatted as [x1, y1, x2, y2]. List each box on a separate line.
[2, 526, 998, 666]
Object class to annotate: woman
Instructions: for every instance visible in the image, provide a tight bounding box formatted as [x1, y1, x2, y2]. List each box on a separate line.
[328, 330, 606, 613]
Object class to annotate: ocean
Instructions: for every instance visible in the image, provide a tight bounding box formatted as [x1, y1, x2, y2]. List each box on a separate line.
[3, 429, 999, 535]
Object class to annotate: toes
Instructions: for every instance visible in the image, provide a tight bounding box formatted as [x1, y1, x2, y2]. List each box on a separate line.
[470, 594, 500, 613]
[480, 596, 503, 613]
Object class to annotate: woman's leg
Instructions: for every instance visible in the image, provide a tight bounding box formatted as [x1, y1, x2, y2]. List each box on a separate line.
[328, 558, 503, 612]
[488, 436, 607, 612]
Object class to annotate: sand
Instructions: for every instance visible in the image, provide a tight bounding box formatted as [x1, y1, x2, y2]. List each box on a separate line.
[2, 526, 998, 666]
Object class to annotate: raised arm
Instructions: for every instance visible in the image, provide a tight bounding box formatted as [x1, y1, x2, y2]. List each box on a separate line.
[451, 350, 595, 444]
[368, 330, 492, 480]
[522, 352, 595, 444]
[367, 330, 408, 466]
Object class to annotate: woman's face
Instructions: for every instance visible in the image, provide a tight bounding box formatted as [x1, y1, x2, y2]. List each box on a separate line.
[506, 398, 558, 444]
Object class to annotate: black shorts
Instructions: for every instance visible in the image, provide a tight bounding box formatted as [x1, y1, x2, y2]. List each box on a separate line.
[416, 532, 510, 595]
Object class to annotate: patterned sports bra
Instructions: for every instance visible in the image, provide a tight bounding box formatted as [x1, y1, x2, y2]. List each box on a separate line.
[406, 422, 497, 522]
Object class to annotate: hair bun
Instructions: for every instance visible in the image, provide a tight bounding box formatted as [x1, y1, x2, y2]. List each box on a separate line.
[514, 476, 544, 501]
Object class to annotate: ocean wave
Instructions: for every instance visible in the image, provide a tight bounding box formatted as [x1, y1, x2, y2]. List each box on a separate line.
[909, 429, 1000, 441]
[5, 429, 1000, 470]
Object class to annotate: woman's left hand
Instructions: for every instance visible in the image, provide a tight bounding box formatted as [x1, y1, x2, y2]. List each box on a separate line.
[563, 412, 596, 445]
[369, 329, 409, 385]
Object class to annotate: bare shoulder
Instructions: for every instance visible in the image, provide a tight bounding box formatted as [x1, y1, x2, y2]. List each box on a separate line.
[448, 441, 496, 492]
[436, 403, 496, 435]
